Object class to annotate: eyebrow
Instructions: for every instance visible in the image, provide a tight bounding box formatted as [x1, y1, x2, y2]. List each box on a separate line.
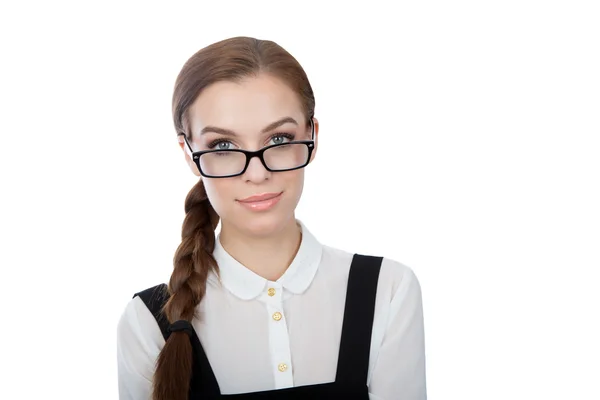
[199, 116, 299, 137]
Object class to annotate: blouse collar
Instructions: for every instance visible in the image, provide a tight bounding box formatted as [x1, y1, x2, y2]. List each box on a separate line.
[210, 219, 323, 300]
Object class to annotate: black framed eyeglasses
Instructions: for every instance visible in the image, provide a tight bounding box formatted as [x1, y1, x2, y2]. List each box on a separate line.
[179, 119, 315, 178]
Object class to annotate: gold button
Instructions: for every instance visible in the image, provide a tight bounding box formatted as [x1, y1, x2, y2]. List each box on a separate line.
[272, 312, 282, 321]
[278, 363, 288, 372]
[268, 288, 276, 296]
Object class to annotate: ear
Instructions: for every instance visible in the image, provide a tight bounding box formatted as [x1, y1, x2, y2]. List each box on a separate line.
[178, 135, 202, 177]
[309, 117, 319, 164]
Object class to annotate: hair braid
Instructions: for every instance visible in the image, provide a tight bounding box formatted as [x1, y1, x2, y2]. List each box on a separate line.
[152, 179, 219, 400]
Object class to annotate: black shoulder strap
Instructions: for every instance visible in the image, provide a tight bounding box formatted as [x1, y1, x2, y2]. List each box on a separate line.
[133, 284, 222, 397]
[133, 283, 170, 340]
[335, 253, 383, 386]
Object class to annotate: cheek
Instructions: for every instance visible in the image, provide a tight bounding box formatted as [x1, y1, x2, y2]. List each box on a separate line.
[203, 180, 233, 214]
[279, 169, 305, 201]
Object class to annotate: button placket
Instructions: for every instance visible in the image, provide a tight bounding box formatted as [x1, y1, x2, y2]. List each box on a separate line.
[264, 282, 293, 388]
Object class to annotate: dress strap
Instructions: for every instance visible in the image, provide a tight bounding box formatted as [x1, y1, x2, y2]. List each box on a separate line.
[133, 284, 221, 398]
[133, 283, 170, 340]
[335, 254, 383, 386]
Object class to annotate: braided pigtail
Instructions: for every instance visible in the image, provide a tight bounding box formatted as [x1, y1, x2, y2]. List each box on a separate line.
[152, 179, 219, 400]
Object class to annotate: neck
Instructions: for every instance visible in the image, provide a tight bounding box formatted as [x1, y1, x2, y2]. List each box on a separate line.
[218, 217, 302, 281]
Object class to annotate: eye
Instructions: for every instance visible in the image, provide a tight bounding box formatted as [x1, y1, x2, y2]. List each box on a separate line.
[207, 139, 235, 150]
[270, 133, 295, 145]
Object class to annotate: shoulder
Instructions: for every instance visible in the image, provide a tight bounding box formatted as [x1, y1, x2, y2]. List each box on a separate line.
[117, 285, 168, 396]
[133, 283, 170, 314]
[117, 284, 168, 353]
[380, 257, 422, 300]
[320, 244, 421, 301]
[321, 244, 418, 280]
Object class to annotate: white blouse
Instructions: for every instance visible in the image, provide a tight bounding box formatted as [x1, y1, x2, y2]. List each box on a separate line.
[117, 220, 427, 399]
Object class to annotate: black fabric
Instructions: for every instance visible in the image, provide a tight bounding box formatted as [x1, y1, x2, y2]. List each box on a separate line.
[336, 254, 383, 385]
[133, 283, 169, 339]
[133, 253, 383, 399]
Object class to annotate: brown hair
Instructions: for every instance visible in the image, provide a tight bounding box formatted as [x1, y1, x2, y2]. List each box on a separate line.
[153, 36, 316, 400]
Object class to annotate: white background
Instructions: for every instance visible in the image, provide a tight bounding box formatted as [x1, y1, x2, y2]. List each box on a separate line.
[1, 1, 599, 399]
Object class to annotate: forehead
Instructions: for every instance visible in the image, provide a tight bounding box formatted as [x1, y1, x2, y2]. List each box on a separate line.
[188, 74, 304, 136]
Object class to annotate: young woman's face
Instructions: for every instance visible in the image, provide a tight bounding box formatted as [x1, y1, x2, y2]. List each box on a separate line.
[180, 73, 318, 237]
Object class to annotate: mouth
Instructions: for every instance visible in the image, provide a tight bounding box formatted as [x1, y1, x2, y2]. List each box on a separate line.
[238, 192, 283, 203]
[236, 192, 283, 211]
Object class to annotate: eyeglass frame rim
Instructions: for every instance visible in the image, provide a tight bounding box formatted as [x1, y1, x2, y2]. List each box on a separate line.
[178, 117, 316, 178]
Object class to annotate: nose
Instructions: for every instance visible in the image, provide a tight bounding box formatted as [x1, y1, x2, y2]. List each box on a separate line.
[242, 154, 271, 183]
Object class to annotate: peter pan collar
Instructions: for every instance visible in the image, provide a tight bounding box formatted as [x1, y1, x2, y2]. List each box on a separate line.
[210, 219, 323, 300]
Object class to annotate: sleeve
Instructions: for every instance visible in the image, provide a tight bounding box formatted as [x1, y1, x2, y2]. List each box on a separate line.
[117, 296, 166, 400]
[368, 266, 427, 400]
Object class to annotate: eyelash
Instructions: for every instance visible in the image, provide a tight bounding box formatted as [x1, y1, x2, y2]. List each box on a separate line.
[207, 132, 296, 150]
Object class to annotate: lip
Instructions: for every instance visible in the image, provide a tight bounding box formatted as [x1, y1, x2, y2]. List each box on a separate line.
[237, 192, 283, 212]
[238, 192, 283, 203]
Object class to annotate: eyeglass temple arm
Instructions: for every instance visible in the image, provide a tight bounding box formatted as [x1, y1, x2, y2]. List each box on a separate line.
[178, 133, 195, 158]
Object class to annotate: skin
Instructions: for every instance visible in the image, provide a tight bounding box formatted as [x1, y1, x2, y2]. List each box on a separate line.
[177, 73, 319, 281]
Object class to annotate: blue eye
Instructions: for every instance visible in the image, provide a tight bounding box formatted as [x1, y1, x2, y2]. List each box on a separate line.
[271, 133, 295, 145]
[207, 139, 233, 150]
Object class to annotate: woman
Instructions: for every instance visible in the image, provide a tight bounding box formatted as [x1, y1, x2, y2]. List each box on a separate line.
[117, 36, 426, 400]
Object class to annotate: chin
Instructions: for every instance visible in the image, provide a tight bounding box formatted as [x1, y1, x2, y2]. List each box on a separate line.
[227, 196, 297, 238]
[237, 210, 293, 238]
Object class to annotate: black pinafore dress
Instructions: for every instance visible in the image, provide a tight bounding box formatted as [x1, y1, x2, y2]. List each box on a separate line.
[134, 253, 383, 399]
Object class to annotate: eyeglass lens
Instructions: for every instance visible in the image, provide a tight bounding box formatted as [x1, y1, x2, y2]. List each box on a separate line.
[199, 143, 309, 177]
